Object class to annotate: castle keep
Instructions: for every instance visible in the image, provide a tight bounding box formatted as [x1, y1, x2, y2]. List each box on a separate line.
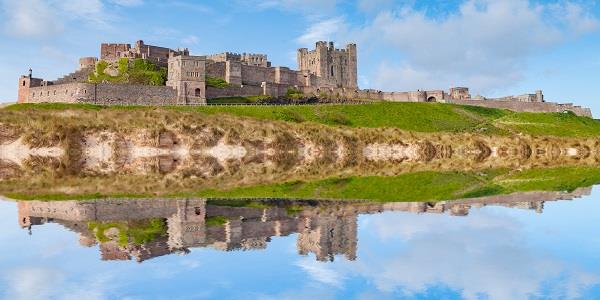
[17, 39, 592, 117]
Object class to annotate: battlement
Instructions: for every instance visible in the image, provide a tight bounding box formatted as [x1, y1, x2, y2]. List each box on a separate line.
[298, 41, 357, 89]
[207, 52, 270, 67]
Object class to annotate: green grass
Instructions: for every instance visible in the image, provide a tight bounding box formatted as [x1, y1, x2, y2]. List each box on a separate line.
[88, 58, 167, 86]
[7, 167, 600, 202]
[87, 218, 167, 246]
[206, 77, 229, 89]
[4, 102, 600, 136]
[495, 111, 600, 137]
[496, 167, 600, 192]
[207, 95, 271, 104]
[205, 216, 228, 226]
[190, 167, 600, 202]
[193, 170, 505, 202]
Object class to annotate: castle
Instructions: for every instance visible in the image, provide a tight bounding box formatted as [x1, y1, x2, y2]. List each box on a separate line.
[15, 188, 590, 263]
[17, 39, 592, 117]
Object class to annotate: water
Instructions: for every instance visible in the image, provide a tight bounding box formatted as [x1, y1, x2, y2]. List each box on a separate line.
[1, 190, 599, 300]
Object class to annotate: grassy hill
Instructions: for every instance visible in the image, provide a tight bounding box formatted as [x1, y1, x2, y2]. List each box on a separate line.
[5, 102, 600, 137]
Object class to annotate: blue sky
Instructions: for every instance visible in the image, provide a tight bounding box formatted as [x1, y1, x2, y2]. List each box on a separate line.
[0, 0, 599, 114]
[2, 189, 600, 299]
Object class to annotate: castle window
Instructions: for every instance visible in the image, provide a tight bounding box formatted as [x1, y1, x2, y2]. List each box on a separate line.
[65, 90, 68, 95]
[194, 88, 201, 97]
[22, 81, 25, 87]
[331, 66, 334, 77]
[53, 90, 56, 95]
[84, 89, 87, 94]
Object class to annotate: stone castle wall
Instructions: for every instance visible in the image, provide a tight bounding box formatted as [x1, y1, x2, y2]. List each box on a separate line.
[26, 83, 177, 105]
[206, 62, 226, 79]
[27, 83, 93, 103]
[241, 64, 277, 86]
[449, 99, 593, 117]
[88, 84, 177, 105]
[206, 85, 263, 99]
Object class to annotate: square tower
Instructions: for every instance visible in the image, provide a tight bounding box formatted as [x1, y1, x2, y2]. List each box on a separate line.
[166, 54, 206, 105]
[17, 69, 43, 103]
[298, 41, 358, 89]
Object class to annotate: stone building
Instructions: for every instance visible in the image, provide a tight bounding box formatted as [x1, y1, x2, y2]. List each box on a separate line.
[166, 54, 207, 104]
[298, 41, 358, 89]
[101, 40, 188, 66]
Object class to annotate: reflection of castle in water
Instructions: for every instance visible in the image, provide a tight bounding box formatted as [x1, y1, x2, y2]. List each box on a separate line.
[16, 188, 591, 263]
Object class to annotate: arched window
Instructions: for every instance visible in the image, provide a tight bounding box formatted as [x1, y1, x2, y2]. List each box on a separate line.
[331, 66, 334, 77]
[194, 88, 201, 97]
[22, 81, 26, 87]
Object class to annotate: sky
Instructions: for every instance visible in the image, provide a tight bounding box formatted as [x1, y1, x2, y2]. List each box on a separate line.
[1, 188, 600, 299]
[0, 0, 599, 114]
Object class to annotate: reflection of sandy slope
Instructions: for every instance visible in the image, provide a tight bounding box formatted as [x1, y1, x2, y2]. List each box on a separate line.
[2, 114, 600, 195]
[12, 186, 591, 264]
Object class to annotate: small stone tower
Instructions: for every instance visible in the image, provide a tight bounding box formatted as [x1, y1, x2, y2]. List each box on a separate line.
[298, 41, 358, 89]
[166, 54, 206, 105]
[17, 69, 43, 103]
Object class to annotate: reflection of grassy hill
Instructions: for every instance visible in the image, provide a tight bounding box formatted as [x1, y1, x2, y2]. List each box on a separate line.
[193, 167, 600, 202]
[5, 102, 600, 137]
[6, 167, 600, 202]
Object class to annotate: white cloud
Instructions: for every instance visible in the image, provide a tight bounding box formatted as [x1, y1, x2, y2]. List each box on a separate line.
[296, 17, 349, 45]
[334, 210, 600, 299]
[298, 0, 600, 94]
[296, 259, 346, 288]
[3, 267, 116, 300]
[1, 0, 63, 37]
[110, 0, 143, 6]
[182, 35, 199, 46]
[3, 267, 65, 300]
[1, 0, 117, 38]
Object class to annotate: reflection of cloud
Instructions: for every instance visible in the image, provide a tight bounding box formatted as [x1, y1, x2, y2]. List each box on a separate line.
[257, 284, 336, 300]
[349, 210, 600, 300]
[3, 267, 65, 300]
[296, 259, 345, 288]
[3, 267, 115, 300]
